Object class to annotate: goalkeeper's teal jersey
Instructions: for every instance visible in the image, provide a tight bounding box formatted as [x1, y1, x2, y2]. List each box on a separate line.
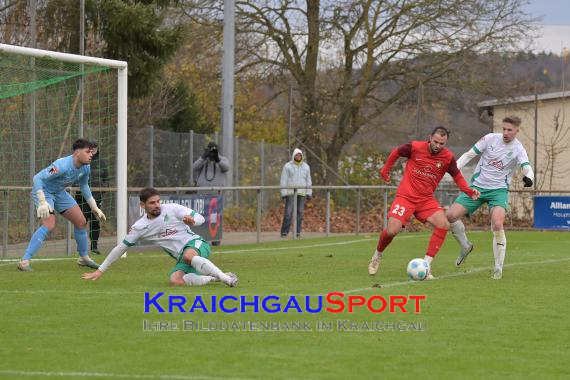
[32, 155, 93, 200]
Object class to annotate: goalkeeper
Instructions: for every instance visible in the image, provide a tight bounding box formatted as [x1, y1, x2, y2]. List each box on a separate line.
[18, 138, 104, 272]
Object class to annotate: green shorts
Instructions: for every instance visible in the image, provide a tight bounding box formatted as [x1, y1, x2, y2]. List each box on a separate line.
[168, 238, 211, 277]
[454, 186, 509, 216]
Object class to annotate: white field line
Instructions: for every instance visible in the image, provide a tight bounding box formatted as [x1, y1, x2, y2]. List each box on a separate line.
[0, 370, 255, 380]
[0, 257, 77, 266]
[0, 235, 429, 267]
[0, 256, 568, 297]
[340, 257, 570, 294]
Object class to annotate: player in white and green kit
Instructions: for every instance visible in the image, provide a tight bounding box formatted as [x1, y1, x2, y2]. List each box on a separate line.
[82, 188, 238, 287]
[447, 116, 534, 279]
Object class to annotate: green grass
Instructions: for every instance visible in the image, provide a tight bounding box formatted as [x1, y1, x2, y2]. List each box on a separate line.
[1, 231, 569, 379]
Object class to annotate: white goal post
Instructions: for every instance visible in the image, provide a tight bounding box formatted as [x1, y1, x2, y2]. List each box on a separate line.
[0, 43, 128, 248]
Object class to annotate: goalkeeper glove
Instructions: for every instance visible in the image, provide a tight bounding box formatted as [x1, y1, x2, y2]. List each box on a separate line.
[36, 190, 53, 219]
[86, 197, 107, 223]
[522, 176, 533, 188]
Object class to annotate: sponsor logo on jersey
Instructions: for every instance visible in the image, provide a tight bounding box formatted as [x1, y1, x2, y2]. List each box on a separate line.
[488, 159, 504, 170]
[159, 228, 177, 238]
[413, 168, 437, 179]
[48, 166, 58, 175]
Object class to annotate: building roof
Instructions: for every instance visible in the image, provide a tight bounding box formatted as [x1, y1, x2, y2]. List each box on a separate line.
[478, 90, 570, 108]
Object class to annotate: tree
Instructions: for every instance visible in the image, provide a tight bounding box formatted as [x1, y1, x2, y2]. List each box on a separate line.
[0, 0, 182, 98]
[188, 0, 535, 183]
[155, 81, 215, 133]
[87, 0, 182, 98]
[162, 11, 288, 141]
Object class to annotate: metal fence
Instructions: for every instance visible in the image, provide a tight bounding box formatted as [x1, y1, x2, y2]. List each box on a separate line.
[2, 184, 566, 258]
[127, 126, 290, 189]
[2, 124, 567, 258]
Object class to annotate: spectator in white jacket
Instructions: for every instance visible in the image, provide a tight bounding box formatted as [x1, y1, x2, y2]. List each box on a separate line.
[280, 148, 313, 238]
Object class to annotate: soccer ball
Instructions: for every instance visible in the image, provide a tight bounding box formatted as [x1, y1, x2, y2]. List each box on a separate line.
[407, 258, 430, 281]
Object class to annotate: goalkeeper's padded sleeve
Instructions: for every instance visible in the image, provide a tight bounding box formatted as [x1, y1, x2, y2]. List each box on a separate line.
[79, 170, 93, 202]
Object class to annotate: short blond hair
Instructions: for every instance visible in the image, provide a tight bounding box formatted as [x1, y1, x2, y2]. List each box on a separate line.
[503, 116, 521, 127]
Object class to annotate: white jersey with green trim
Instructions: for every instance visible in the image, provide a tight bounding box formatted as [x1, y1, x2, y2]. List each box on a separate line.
[123, 203, 204, 259]
[471, 133, 531, 189]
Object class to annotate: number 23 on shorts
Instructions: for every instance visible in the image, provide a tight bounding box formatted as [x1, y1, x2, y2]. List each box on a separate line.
[391, 203, 406, 216]
[388, 198, 414, 222]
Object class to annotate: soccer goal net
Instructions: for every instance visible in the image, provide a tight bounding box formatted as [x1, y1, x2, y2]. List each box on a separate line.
[0, 44, 127, 259]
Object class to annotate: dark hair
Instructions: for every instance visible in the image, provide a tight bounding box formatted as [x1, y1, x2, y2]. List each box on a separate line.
[72, 138, 98, 151]
[139, 187, 160, 203]
[207, 142, 218, 150]
[431, 126, 450, 137]
[503, 116, 521, 127]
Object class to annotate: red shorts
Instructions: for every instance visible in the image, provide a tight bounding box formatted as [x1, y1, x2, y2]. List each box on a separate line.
[388, 196, 443, 224]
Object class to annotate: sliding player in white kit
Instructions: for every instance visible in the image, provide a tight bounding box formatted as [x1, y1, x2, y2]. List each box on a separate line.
[82, 187, 238, 287]
[447, 116, 534, 280]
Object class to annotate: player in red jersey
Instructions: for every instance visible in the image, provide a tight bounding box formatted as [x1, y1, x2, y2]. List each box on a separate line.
[368, 126, 480, 279]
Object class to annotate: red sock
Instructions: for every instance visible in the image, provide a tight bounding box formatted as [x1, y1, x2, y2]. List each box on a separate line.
[376, 229, 394, 253]
[426, 227, 448, 257]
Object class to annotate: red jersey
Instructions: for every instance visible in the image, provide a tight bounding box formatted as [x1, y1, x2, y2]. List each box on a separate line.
[392, 141, 461, 201]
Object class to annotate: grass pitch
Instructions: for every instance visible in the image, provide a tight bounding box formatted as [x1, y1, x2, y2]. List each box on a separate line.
[1, 231, 569, 379]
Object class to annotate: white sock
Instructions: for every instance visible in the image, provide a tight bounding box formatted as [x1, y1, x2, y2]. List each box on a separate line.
[372, 249, 382, 259]
[423, 255, 433, 265]
[190, 256, 231, 283]
[182, 273, 217, 286]
[450, 220, 470, 250]
[492, 230, 506, 271]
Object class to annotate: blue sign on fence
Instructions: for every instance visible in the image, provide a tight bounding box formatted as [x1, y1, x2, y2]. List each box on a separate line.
[128, 194, 223, 242]
[533, 196, 570, 230]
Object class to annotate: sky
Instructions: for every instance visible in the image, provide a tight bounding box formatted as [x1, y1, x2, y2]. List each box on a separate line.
[524, 0, 569, 53]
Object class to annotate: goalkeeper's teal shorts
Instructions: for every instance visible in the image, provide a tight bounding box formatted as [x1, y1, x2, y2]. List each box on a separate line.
[31, 190, 78, 214]
[168, 238, 212, 276]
